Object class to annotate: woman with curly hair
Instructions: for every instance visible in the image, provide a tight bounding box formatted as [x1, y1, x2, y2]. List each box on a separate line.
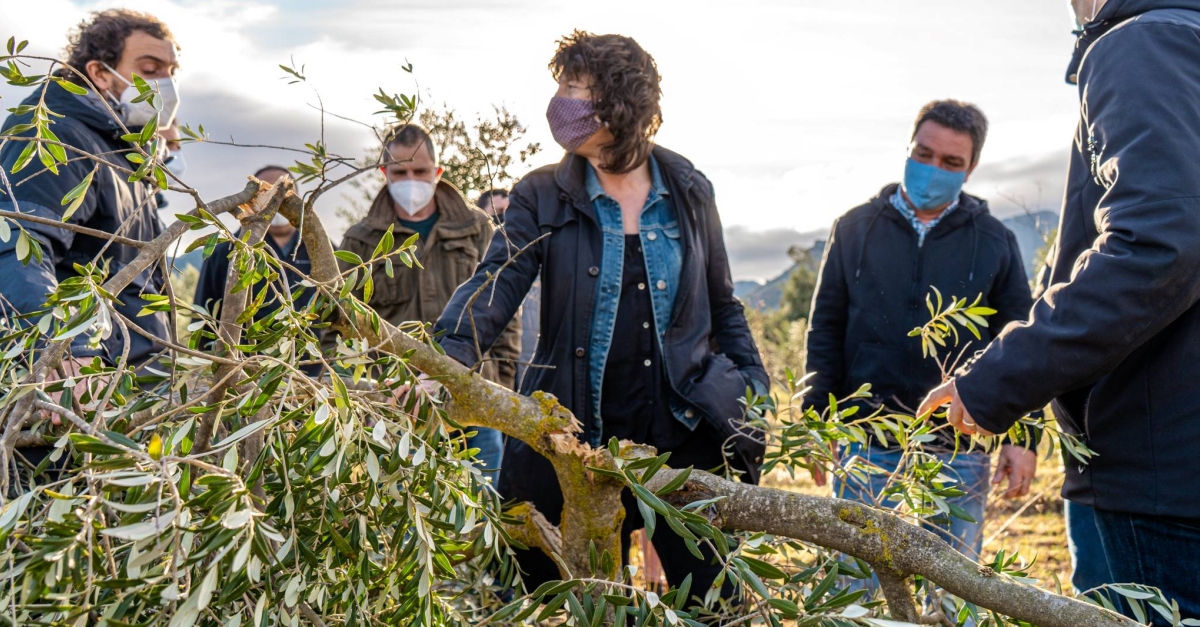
[435, 31, 768, 601]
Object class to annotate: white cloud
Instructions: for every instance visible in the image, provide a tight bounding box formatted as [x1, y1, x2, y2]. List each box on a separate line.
[2, 0, 1084, 280]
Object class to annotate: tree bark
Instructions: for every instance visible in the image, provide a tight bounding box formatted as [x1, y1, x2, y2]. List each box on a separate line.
[644, 469, 1138, 627]
[285, 192, 1139, 627]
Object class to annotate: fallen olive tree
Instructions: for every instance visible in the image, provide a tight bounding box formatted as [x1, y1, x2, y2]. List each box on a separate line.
[0, 39, 1173, 627]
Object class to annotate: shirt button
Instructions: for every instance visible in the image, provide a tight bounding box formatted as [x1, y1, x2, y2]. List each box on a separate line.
[638, 283, 646, 290]
[642, 321, 650, 329]
[588, 266, 600, 277]
[656, 280, 667, 290]
[685, 409, 695, 419]
[647, 232, 658, 241]
[575, 347, 586, 357]
[643, 359, 652, 367]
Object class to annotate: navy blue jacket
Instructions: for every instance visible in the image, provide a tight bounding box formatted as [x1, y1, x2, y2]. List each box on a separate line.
[956, 0, 1200, 519]
[0, 83, 166, 366]
[435, 146, 769, 482]
[193, 229, 316, 324]
[805, 185, 1033, 449]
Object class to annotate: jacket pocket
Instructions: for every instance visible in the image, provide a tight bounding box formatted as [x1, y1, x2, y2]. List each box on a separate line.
[441, 238, 481, 281]
[847, 343, 906, 402]
[368, 259, 405, 306]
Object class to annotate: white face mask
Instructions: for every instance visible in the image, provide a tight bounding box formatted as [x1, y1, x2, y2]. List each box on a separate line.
[101, 62, 181, 128]
[388, 179, 436, 217]
[163, 152, 186, 177]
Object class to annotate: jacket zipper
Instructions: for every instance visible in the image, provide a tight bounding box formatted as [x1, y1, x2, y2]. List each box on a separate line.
[1081, 386, 1095, 441]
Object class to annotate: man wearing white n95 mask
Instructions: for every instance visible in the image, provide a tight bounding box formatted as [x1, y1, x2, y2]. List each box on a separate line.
[0, 9, 179, 375]
[336, 124, 521, 480]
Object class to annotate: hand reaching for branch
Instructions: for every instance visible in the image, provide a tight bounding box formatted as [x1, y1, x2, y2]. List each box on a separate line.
[917, 379, 994, 437]
[391, 372, 444, 405]
[994, 444, 1038, 499]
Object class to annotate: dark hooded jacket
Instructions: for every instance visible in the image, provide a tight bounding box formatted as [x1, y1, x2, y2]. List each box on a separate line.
[956, 0, 1200, 519]
[0, 82, 166, 366]
[805, 185, 1033, 449]
[434, 146, 769, 482]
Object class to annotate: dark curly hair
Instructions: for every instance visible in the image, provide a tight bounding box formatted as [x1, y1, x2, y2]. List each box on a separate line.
[60, 9, 176, 84]
[912, 100, 989, 167]
[550, 30, 662, 174]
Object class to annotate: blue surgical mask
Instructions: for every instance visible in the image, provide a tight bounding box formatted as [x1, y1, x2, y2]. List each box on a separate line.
[902, 158, 966, 211]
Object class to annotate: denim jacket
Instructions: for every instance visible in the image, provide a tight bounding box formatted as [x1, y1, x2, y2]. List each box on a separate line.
[585, 155, 694, 432]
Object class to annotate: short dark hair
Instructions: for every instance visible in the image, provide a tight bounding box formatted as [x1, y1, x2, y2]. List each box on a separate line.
[911, 100, 989, 167]
[550, 30, 662, 174]
[61, 10, 176, 83]
[254, 165, 290, 179]
[384, 124, 437, 163]
[476, 188, 508, 209]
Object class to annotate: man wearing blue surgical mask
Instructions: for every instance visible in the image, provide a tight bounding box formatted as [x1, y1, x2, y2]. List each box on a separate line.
[804, 100, 1040, 577]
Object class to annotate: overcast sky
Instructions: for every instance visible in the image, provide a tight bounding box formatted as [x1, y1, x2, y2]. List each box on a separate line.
[1, 0, 1080, 281]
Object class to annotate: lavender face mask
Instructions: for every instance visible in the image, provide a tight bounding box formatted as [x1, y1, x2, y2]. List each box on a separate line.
[546, 96, 602, 152]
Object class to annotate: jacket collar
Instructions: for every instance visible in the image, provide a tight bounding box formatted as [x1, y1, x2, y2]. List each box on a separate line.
[1067, 0, 1200, 83]
[553, 144, 697, 222]
[37, 80, 128, 140]
[363, 179, 481, 239]
[583, 153, 670, 202]
[872, 182, 989, 230]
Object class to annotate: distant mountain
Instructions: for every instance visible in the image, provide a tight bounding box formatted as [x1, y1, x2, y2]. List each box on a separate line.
[168, 249, 204, 274]
[738, 241, 823, 311]
[733, 281, 764, 299]
[738, 214, 1056, 312]
[1001, 210, 1058, 277]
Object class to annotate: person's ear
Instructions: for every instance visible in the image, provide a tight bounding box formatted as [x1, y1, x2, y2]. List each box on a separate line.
[85, 60, 116, 96]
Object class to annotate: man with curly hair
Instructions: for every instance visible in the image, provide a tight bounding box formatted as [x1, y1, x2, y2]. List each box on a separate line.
[0, 9, 180, 374]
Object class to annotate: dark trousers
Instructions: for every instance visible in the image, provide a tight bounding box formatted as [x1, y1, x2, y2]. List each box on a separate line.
[498, 422, 736, 603]
[1094, 509, 1200, 625]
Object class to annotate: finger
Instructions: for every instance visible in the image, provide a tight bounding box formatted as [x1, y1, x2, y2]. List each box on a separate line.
[917, 384, 955, 418]
[947, 400, 974, 435]
[992, 458, 1010, 485]
[1016, 468, 1035, 498]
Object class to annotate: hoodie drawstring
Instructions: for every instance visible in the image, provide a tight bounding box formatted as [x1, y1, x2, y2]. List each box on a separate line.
[968, 213, 980, 283]
[854, 208, 885, 281]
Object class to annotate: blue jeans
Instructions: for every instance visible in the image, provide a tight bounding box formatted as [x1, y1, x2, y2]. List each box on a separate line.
[834, 443, 992, 559]
[1065, 500, 1113, 594]
[834, 444, 990, 625]
[1094, 509, 1200, 625]
[466, 428, 504, 487]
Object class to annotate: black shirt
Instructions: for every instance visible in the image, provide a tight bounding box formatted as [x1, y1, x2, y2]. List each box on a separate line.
[600, 235, 691, 449]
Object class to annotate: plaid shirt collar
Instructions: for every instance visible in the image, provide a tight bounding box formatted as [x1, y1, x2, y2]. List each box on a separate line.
[890, 187, 959, 247]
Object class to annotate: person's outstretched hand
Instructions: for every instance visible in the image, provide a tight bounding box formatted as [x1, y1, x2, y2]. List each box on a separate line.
[917, 379, 995, 437]
[994, 444, 1038, 499]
